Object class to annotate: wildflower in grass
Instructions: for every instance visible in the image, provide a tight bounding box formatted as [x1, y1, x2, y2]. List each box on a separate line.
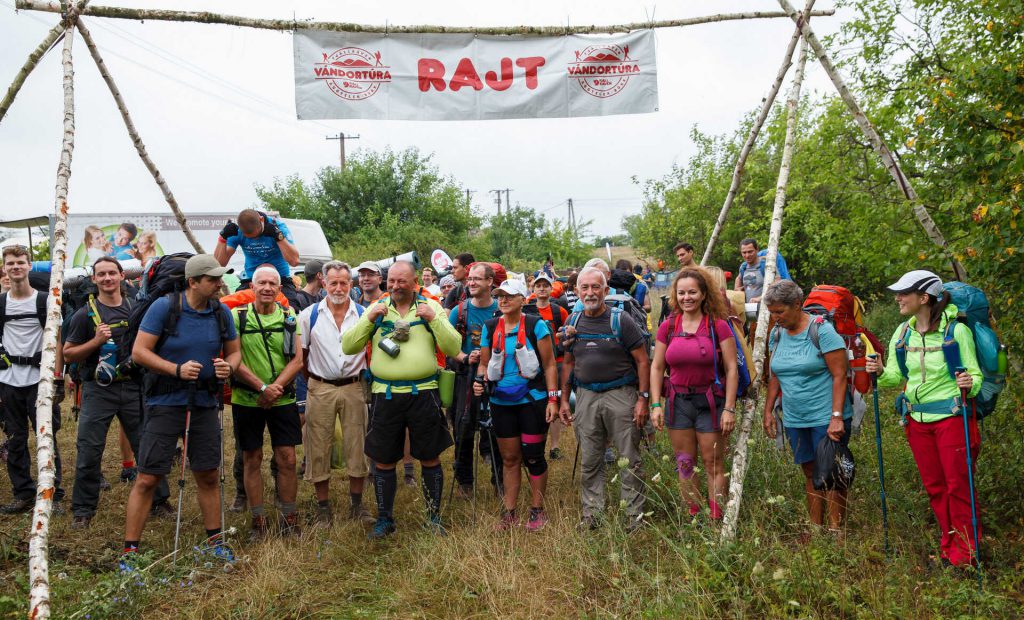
[662, 454, 670, 462]
[651, 472, 662, 482]
[751, 561, 764, 577]
[772, 568, 786, 581]
[617, 457, 630, 469]
[619, 499, 628, 508]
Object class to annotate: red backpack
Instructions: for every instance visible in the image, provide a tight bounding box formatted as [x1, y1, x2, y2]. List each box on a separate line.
[801, 285, 885, 394]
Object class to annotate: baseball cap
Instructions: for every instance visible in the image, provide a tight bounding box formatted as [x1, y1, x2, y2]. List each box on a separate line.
[355, 261, 382, 275]
[303, 259, 324, 279]
[185, 254, 232, 279]
[533, 272, 553, 285]
[887, 269, 943, 297]
[494, 279, 528, 298]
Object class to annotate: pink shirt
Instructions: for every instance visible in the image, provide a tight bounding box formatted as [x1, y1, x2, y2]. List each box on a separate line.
[656, 315, 733, 387]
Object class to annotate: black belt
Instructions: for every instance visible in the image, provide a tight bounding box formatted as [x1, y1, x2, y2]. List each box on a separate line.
[309, 372, 361, 387]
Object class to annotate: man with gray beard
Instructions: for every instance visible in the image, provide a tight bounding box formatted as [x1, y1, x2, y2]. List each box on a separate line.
[559, 268, 651, 532]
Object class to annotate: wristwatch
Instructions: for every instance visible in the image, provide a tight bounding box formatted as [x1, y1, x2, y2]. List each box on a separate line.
[640, 391, 650, 399]
[259, 384, 268, 394]
[274, 232, 285, 242]
[831, 410, 842, 418]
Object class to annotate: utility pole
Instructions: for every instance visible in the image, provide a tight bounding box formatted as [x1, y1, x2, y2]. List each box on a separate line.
[490, 189, 503, 216]
[567, 198, 576, 234]
[326, 132, 360, 170]
[503, 189, 513, 212]
[465, 188, 475, 208]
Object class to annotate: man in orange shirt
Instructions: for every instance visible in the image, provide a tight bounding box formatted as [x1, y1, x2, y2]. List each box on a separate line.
[531, 274, 569, 460]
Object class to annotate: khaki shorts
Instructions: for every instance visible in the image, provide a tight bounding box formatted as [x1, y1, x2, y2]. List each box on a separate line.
[304, 378, 370, 482]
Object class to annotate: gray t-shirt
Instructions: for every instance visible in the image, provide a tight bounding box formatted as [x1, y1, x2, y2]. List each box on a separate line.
[740, 262, 765, 301]
[0, 293, 44, 387]
[570, 308, 645, 385]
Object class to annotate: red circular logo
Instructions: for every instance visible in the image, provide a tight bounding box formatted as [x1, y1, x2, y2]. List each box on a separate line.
[314, 47, 392, 101]
[567, 44, 640, 99]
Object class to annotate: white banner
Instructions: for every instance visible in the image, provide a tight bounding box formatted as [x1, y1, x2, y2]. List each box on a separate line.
[293, 30, 658, 121]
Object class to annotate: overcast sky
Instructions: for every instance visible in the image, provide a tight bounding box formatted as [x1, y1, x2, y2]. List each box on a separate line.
[0, 1, 847, 239]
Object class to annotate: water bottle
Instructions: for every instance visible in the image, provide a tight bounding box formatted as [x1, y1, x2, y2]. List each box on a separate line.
[997, 344, 1008, 375]
[96, 338, 118, 386]
[282, 313, 297, 358]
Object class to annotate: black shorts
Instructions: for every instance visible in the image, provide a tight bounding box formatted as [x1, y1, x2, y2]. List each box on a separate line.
[138, 405, 221, 475]
[364, 390, 453, 465]
[491, 399, 550, 440]
[232, 402, 302, 452]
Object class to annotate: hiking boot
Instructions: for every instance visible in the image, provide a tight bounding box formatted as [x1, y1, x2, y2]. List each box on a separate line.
[455, 484, 473, 500]
[548, 447, 563, 461]
[525, 508, 548, 533]
[0, 497, 33, 514]
[228, 495, 247, 513]
[119, 466, 137, 483]
[367, 517, 397, 541]
[349, 503, 375, 525]
[280, 512, 302, 537]
[249, 514, 269, 542]
[99, 474, 111, 491]
[71, 515, 91, 530]
[315, 504, 333, 526]
[403, 473, 417, 488]
[150, 501, 175, 520]
[495, 509, 520, 532]
[425, 513, 447, 537]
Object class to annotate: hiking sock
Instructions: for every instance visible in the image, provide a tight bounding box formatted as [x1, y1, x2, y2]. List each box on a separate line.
[250, 504, 265, 517]
[404, 462, 414, 477]
[374, 468, 397, 519]
[206, 528, 222, 544]
[350, 492, 362, 508]
[122, 460, 135, 468]
[279, 502, 296, 516]
[421, 464, 443, 517]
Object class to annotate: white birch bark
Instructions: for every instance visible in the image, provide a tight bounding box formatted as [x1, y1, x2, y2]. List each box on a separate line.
[15, 1, 834, 34]
[76, 20, 204, 254]
[701, 0, 815, 266]
[0, 23, 65, 124]
[721, 37, 808, 544]
[28, 21, 76, 620]
[775, 0, 965, 280]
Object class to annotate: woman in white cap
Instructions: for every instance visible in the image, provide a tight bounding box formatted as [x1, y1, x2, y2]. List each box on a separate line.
[473, 279, 560, 531]
[866, 270, 983, 568]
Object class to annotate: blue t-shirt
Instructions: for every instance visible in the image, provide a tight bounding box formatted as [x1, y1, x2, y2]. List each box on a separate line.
[224, 214, 295, 278]
[108, 236, 135, 261]
[448, 300, 498, 355]
[481, 318, 551, 405]
[139, 294, 238, 407]
[631, 280, 649, 306]
[769, 319, 853, 428]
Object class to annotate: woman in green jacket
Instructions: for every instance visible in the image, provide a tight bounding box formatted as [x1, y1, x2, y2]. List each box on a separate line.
[866, 270, 983, 568]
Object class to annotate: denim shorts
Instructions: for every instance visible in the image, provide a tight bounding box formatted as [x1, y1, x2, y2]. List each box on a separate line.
[784, 418, 852, 465]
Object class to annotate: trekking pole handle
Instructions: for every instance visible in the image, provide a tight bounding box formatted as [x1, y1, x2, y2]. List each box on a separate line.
[868, 353, 879, 386]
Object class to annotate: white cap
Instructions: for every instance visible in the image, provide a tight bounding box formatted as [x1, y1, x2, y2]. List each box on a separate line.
[494, 279, 528, 298]
[533, 272, 553, 285]
[887, 269, 943, 297]
[355, 261, 381, 275]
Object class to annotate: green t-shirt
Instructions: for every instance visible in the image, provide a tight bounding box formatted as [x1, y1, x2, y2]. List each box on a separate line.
[231, 303, 301, 407]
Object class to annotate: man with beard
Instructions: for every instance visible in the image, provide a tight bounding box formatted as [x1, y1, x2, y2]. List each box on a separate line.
[559, 267, 651, 532]
[342, 261, 460, 539]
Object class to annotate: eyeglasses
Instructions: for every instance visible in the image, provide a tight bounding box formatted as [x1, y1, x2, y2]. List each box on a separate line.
[466, 277, 491, 283]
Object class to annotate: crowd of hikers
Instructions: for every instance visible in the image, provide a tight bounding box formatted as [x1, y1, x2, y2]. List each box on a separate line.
[0, 209, 1004, 575]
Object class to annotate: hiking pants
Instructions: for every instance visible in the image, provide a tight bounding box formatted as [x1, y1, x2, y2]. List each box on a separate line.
[0, 383, 63, 502]
[450, 370, 498, 486]
[574, 384, 644, 519]
[72, 381, 142, 518]
[905, 415, 982, 567]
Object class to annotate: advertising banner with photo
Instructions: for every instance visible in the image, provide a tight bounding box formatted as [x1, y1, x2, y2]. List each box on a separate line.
[293, 30, 658, 121]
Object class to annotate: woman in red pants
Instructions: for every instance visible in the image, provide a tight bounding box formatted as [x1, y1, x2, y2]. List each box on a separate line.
[866, 270, 983, 568]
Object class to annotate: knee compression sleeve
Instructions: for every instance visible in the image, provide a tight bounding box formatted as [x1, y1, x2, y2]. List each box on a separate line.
[676, 452, 696, 480]
[521, 433, 548, 478]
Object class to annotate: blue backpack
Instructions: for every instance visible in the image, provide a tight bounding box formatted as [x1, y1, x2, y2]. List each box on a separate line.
[894, 282, 1007, 418]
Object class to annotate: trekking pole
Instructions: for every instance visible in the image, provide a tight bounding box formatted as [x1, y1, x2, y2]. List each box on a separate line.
[956, 366, 983, 588]
[868, 354, 889, 558]
[173, 381, 197, 565]
[217, 379, 226, 543]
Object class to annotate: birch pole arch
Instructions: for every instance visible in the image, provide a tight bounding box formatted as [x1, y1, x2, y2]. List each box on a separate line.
[0, 1, 968, 614]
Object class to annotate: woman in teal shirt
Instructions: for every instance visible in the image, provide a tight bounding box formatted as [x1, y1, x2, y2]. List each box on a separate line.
[866, 270, 982, 568]
[761, 280, 853, 535]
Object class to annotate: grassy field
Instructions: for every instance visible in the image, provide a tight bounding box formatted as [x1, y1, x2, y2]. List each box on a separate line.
[2, 307, 1023, 618]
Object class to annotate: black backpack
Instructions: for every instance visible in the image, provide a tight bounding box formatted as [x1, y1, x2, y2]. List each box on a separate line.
[123, 252, 192, 357]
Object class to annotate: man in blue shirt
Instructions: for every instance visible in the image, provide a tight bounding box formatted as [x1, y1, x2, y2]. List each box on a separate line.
[447, 263, 500, 497]
[735, 238, 792, 303]
[121, 255, 241, 564]
[215, 209, 300, 282]
[108, 223, 138, 262]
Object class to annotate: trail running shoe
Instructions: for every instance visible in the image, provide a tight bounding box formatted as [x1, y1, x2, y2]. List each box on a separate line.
[525, 508, 548, 532]
[495, 509, 520, 532]
[368, 517, 397, 541]
[150, 501, 175, 520]
[0, 497, 32, 514]
[71, 515, 91, 530]
[119, 466, 137, 483]
[426, 513, 447, 537]
[349, 503, 375, 525]
[548, 447, 563, 461]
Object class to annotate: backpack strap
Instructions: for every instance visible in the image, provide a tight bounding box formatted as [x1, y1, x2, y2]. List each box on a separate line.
[808, 316, 823, 357]
[894, 321, 912, 380]
[940, 317, 962, 381]
[456, 300, 469, 340]
[35, 290, 46, 328]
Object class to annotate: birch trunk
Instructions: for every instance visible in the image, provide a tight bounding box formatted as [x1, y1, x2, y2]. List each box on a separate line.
[0, 23, 65, 125]
[76, 20, 204, 253]
[721, 37, 808, 544]
[15, 1, 833, 34]
[775, 0, 965, 281]
[701, 0, 815, 266]
[28, 22, 76, 620]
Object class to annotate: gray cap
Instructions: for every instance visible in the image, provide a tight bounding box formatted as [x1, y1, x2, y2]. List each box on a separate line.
[887, 269, 943, 297]
[355, 260, 382, 275]
[303, 259, 325, 278]
[185, 254, 232, 279]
